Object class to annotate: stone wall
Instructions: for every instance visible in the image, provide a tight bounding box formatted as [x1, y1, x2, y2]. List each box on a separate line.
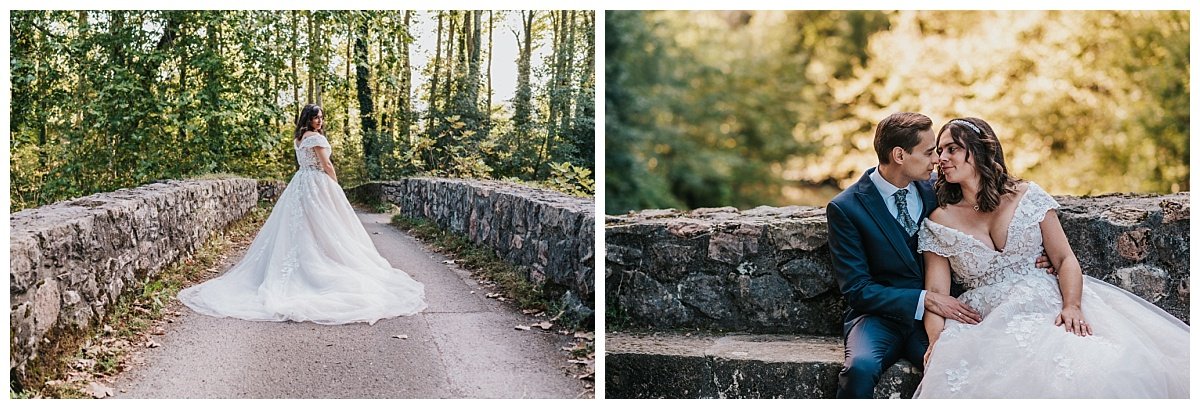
[352, 178, 596, 324]
[9, 178, 278, 377]
[606, 192, 1189, 335]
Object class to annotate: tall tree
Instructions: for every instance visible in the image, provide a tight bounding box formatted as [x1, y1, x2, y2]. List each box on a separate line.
[355, 18, 380, 180]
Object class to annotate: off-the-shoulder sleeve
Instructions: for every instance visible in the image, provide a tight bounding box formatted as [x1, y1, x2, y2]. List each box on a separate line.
[917, 221, 969, 258]
[1016, 181, 1061, 227]
[298, 134, 331, 149]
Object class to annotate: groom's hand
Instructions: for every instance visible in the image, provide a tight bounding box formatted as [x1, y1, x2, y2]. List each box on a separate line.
[925, 292, 982, 324]
[1035, 253, 1057, 275]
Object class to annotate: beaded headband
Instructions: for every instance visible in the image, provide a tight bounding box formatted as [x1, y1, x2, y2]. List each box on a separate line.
[952, 119, 982, 135]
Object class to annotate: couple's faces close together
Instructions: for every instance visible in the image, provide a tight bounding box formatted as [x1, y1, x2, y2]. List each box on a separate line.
[902, 126, 976, 185]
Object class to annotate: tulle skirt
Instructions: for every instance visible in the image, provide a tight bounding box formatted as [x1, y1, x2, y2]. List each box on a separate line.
[915, 274, 1188, 398]
[179, 170, 427, 325]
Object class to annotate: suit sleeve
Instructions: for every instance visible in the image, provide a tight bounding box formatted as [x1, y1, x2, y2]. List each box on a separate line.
[826, 201, 923, 321]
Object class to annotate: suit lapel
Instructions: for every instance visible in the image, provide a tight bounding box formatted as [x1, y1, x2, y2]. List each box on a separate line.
[916, 179, 937, 220]
[855, 169, 922, 277]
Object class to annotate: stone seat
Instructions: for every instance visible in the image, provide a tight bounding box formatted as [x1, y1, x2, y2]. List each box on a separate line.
[606, 331, 921, 399]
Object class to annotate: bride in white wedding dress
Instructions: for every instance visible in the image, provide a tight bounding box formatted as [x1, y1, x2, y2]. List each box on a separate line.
[914, 118, 1188, 398]
[179, 104, 427, 325]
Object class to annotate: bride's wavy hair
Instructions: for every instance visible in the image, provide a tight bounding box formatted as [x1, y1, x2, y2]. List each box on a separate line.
[935, 117, 1018, 213]
[294, 104, 324, 143]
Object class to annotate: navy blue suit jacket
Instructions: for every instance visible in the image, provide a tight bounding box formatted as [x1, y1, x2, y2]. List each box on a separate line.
[826, 167, 937, 337]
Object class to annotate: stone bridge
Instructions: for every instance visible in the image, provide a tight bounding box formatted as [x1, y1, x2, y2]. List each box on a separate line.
[10, 177, 595, 389]
[605, 192, 1189, 398]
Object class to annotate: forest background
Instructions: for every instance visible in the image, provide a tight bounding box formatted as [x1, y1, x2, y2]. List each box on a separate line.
[605, 10, 1189, 213]
[10, 10, 596, 212]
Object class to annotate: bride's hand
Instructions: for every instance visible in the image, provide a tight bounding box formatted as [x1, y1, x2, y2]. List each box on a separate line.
[1054, 306, 1092, 336]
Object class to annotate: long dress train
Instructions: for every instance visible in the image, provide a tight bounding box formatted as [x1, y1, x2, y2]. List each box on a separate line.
[179, 133, 427, 325]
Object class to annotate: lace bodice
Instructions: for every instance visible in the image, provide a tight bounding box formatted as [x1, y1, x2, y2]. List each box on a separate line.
[918, 182, 1060, 292]
[296, 133, 332, 171]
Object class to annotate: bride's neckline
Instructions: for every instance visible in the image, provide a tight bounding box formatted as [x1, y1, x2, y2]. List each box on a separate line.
[924, 184, 1033, 253]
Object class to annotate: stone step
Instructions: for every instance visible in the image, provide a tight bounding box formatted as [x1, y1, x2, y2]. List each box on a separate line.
[605, 331, 920, 399]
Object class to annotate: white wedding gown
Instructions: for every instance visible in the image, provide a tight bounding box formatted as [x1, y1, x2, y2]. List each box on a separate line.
[913, 182, 1188, 398]
[179, 133, 427, 325]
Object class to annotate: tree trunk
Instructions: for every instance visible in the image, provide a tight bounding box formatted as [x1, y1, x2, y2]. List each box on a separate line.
[306, 10, 314, 104]
[356, 20, 379, 181]
[402, 10, 412, 146]
[291, 10, 300, 117]
[486, 11, 493, 115]
[427, 11, 443, 135]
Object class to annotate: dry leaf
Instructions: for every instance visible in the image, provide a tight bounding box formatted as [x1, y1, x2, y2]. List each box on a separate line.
[146, 340, 160, 348]
[485, 292, 502, 298]
[391, 334, 409, 340]
[532, 321, 553, 330]
[372, 232, 380, 235]
[567, 359, 591, 365]
[521, 309, 542, 315]
[87, 382, 114, 399]
[150, 327, 166, 335]
[574, 332, 595, 340]
[514, 325, 531, 331]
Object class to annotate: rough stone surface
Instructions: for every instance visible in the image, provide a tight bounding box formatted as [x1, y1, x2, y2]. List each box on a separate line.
[606, 331, 920, 399]
[9, 178, 274, 378]
[606, 193, 1189, 334]
[350, 178, 595, 325]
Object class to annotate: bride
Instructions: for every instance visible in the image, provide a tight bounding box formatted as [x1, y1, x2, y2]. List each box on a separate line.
[914, 117, 1188, 398]
[179, 104, 427, 325]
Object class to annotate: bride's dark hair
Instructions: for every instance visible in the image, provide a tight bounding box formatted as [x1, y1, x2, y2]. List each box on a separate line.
[935, 117, 1018, 213]
[294, 104, 324, 143]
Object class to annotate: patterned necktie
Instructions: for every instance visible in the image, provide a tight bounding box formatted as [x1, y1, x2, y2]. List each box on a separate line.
[894, 189, 917, 236]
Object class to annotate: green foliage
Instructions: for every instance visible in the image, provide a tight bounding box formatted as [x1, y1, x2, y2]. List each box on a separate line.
[10, 10, 596, 212]
[543, 162, 595, 197]
[605, 10, 1188, 213]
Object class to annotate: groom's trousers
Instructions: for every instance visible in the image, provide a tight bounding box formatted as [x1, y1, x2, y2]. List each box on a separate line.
[837, 314, 928, 399]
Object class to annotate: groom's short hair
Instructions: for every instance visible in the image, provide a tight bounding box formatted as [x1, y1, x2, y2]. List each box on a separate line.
[874, 112, 932, 164]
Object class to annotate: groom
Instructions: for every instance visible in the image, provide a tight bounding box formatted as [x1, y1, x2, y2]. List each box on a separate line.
[825, 112, 983, 398]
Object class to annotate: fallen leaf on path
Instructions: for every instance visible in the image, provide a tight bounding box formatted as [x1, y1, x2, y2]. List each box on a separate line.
[372, 232, 380, 235]
[392, 334, 409, 340]
[73, 358, 96, 370]
[514, 325, 531, 331]
[521, 309, 542, 315]
[442, 260, 457, 265]
[485, 292, 502, 298]
[574, 332, 595, 341]
[102, 325, 114, 334]
[567, 359, 591, 365]
[469, 291, 475, 294]
[145, 340, 160, 348]
[532, 321, 553, 330]
[87, 382, 114, 399]
[578, 372, 595, 381]
[150, 327, 166, 335]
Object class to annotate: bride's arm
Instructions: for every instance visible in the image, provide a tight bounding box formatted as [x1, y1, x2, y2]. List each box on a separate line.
[922, 251, 951, 366]
[313, 146, 339, 183]
[1040, 209, 1091, 336]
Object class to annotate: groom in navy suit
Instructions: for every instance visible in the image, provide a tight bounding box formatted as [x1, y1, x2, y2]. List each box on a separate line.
[826, 112, 984, 398]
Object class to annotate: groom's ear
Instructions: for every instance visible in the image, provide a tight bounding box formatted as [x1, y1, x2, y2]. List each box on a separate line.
[891, 146, 906, 164]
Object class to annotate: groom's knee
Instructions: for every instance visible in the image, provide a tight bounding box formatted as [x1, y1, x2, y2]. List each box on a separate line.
[842, 355, 885, 381]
